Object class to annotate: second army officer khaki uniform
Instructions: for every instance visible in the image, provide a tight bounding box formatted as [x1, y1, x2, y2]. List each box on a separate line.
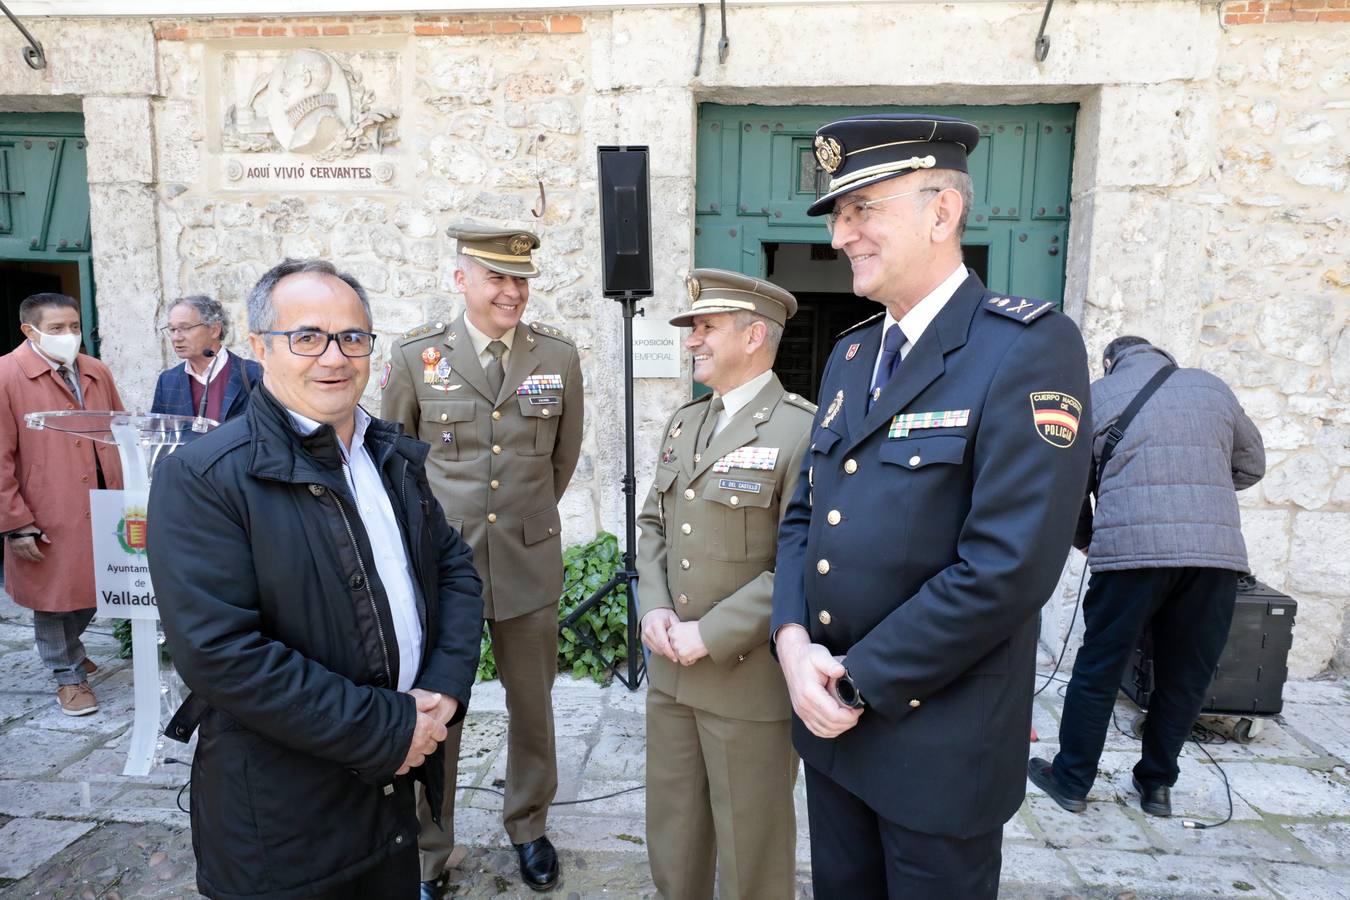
[381, 225, 583, 884]
[636, 270, 814, 900]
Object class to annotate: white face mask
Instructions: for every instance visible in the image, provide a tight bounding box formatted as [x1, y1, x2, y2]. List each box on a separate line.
[32, 328, 81, 365]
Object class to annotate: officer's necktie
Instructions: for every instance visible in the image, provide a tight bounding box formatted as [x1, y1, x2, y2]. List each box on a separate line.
[485, 340, 507, 398]
[868, 324, 904, 412]
[57, 365, 82, 408]
[696, 396, 724, 454]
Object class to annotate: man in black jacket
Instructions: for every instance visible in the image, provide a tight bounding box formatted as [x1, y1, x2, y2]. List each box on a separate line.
[148, 259, 484, 900]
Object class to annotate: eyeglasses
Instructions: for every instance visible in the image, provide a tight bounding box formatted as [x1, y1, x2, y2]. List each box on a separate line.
[263, 329, 378, 358]
[825, 188, 941, 235]
[159, 323, 208, 337]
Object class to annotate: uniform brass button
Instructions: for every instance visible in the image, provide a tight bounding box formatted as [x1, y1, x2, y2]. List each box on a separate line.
[541, 408, 551, 417]
[435, 321, 443, 329]
[684, 489, 696, 501]
[678, 593, 689, 604]
[492, 444, 502, 454]
[548, 527, 555, 534]
[737, 654, 746, 662]
[818, 610, 832, 625]
[492, 410, 502, 420]
[729, 495, 740, 506]
[844, 459, 858, 474]
[680, 559, 691, 570]
[487, 513, 497, 523]
[694, 453, 701, 463]
[490, 479, 500, 490]
[681, 523, 692, 535]
[909, 699, 921, 708]
[440, 413, 448, 422]
[817, 559, 830, 575]
[909, 455, 921, 467]
[827, 509, 841, 525]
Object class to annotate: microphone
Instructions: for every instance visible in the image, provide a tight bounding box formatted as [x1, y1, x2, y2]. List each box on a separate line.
[203, 347, 216, 357]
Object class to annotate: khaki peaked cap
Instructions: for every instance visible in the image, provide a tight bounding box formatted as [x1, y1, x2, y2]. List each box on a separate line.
[669, 268, 798, 328]
[448, 221, 541, 278]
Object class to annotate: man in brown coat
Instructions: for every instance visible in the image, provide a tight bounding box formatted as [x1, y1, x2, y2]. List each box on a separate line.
[0, 293, 124, 715]
[382, 223, 583, 896]
[637, 269, 815, 900]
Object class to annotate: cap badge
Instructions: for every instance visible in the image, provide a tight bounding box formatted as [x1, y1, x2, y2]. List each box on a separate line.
[814, 135, 844, 174]
[508, 234, 533, 256]
[686, 275, 701, 303]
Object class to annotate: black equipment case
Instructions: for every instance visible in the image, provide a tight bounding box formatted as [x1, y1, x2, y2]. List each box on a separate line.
[1121, 575, 1296, 719]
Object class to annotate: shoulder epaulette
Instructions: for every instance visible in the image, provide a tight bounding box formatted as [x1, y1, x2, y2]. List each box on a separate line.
[782, 392, 819, 414]
[983, 295, 1055, 325]
[835, 310, 884, 340]
[398, 321, 447, 345]
[529, 321, 574, 344]
[675, 393, 713, 412]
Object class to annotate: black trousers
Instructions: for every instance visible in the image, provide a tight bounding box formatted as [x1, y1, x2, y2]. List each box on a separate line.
[1052, 566, 1238, 797]
[804, 764, 1002, 900]
[305, 844, 419, 900]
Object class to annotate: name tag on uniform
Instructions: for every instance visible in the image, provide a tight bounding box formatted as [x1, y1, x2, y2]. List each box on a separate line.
[718, 479, 762, 493]
[888, 409, 970, 439]
[518, 374, 563, 394]
[712, 446, 779, 473]
[528, 396, 560, 405]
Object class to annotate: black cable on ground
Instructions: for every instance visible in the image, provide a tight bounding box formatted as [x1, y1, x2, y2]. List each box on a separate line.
[455, 783, 645, 806]
[1034, 557, 1089, 698]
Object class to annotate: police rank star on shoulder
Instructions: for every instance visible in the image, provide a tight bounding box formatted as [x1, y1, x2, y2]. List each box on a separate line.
[381, 223, 584, 897]
[636, 269, 815, 900]
[770, 114, 1094, 899]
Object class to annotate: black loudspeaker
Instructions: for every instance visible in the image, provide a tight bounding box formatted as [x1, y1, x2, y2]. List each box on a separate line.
[597, 146, 653, 298]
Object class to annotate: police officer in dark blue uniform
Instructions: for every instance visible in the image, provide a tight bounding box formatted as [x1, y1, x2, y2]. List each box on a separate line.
[771, 114, 1093, 898]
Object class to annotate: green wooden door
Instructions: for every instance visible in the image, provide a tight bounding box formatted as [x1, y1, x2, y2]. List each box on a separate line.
[0, 113, 98, 355]
[694, 103, 1076, 304]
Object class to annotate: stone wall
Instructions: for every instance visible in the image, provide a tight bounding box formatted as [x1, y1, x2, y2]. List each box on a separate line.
[1, 3, 1346, 674]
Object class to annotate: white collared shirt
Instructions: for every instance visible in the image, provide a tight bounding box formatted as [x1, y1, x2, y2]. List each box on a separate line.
[463, 316, 516, 369]
[871, 264, 969, 387]
[709, 369, 773, 437]
[286, 406, 424, 693]
[184, 347, 230, 386]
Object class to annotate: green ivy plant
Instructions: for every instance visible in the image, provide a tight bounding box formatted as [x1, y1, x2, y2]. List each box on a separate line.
[476, 531, 630, 684]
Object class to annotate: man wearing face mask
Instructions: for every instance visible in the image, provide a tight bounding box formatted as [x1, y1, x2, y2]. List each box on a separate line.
[0, 293, 124, 716]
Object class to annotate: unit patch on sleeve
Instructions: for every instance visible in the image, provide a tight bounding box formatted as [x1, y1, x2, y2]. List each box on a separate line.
[517, 374, 564, 394]
[712, 446, 780, 473]
[1030, 391, 1083, 448]
[888, 409, 970, 439]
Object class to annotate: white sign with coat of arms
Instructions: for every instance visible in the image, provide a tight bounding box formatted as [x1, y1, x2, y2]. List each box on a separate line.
[90, 489, 158, 620]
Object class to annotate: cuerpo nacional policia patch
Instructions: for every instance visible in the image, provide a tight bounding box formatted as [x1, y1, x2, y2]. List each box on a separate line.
[1030, 391, 1082, 448]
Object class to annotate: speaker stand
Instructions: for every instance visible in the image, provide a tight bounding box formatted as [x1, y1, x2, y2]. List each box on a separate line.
[559, 291, 646, 690]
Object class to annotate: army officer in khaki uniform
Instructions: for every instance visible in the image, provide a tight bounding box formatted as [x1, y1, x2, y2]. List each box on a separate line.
[382, 223, 583, 896]
[636, 269, 815, 900]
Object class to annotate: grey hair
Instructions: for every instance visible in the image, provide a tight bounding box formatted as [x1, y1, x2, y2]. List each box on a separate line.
[245, 258, 372, 335]
[170, 294, 230, 342]
[731, 310, 784, 355]
[923, 169, 975, 240]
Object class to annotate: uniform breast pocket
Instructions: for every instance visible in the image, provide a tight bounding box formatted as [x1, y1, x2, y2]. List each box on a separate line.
[419, 399, 478, 461]
[516, 394, 562, 455]
[878, 435, 968, 472]
[701, 476, 775, 561]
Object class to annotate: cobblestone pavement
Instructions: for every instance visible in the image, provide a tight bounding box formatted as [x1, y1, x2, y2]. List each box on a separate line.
[2, 595, 1348, 899]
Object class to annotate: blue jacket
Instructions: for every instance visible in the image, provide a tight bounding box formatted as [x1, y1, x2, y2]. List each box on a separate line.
[150, 354, 262, 422]
[1083, 343, 1264, 572]
[771, 273, 1092, 839]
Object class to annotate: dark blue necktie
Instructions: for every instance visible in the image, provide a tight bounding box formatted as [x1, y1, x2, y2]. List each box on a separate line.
[868, 324, 904, 411]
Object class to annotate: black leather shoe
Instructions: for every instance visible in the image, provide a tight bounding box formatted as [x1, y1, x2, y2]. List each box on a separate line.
[419, 879, 444, 900]
[1027, 757, 1087, 813]
[514, 835, 560, 892]
[1132, 774, 1172, 817]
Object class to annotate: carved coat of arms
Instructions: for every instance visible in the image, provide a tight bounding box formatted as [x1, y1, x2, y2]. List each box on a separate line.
[223, 49, 399, 160]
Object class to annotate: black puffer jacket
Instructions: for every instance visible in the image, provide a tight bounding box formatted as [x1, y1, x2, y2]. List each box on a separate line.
[148, 385, 483, 900]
